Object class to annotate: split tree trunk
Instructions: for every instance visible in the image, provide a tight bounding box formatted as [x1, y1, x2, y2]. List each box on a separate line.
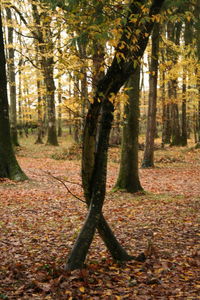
[65, 0, 165, 271]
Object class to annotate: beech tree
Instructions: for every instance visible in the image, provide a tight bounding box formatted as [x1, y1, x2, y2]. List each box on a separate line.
[114, 66, 143, 192]
[57, 0, 165, 270]
[6, 7, 19, 147]
[142, 22, 160, 168]
[0, 9, 27, 181]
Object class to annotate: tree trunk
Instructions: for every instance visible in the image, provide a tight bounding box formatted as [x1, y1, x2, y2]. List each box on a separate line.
[57, 77, 62, 137]
[142, 23, 160, 168]
[43, 58, 58, 146]
[65, 0, 165, 271]
[181, 72, 187, 146]
[160, 47, 171, 146]
[194, 0, 200, 147]
[31, 3, 58, 146]
[167, 22, 182, 146]
[6, 7, 19, 147]
[57, 31, 62, 138]
[35, 78, 44, 144]
[18, 59, 23, 137]
[115, 66, 143, 192]
[0, 11, 27, 181]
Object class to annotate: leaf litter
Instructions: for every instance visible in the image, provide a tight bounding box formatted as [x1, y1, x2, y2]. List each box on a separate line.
[0, 145, 199, 299]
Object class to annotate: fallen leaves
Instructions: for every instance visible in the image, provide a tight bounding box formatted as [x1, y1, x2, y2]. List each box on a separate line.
[0, 145, 200, 298]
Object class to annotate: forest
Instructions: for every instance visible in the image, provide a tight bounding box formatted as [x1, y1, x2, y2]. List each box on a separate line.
[0, 0, 200, 299]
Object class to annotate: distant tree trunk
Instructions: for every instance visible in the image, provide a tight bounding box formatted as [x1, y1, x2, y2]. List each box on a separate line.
[65, 0, 165, 271]
[0, 11, 27, 181]
[142, 22, 160, 168]
[6, 7, 19, 147]
[57, 77, 62, 137]
[167, 22, 182, 146]
[114, 66, 143, 192]
[31, 3, 58, 146]
[181, 20, 193, 146]
[43, 55, 58, 146]
[160, 48, 171, 145]
[170, 85, 181, 146]
[35, 78, 44, 144]
[162, 104, 171, 144]
[181, 72, 187, 146]
[57, 31, 62, 138]
[18, 58, 23, 137]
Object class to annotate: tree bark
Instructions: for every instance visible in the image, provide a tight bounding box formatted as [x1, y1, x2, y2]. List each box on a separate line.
[6, 7, 19, 147]
[31, 3, 58, 146]
[194, 0, 200, 147]
[0, 11, 27, 181]
[35, 78, 44, 144]
[115, 66, 143, 192]
[181, 72, 187, 146]
[167, 22, 182, 146]
[142, 22, 160, 168]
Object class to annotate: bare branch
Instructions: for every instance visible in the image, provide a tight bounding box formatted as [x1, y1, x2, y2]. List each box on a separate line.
[43, 171, 85, 203]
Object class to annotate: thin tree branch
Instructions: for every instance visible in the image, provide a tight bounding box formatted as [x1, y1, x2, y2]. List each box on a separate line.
[43, 171, 85, 203]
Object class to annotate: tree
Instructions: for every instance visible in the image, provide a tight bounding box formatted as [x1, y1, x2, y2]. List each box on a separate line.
[64, 0, 165, 270]
[0, 9, 27, 181]
[142, 22, 160, 168]
[31, 2, 58, 146]
[6, 7, 20, 147]
[114, 66, 143, 192]
[194, 0, 200, 148]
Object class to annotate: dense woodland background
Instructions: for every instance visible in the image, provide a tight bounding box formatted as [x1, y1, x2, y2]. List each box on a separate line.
[1, 0, 200, 151]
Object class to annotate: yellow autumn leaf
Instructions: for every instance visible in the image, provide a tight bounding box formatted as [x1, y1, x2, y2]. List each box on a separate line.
[79, 286, 85, 293]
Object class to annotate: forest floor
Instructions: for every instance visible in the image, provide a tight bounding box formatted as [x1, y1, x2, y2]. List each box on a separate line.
[0, 136, 200, 299]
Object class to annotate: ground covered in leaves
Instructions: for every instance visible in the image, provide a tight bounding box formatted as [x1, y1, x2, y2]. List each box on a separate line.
[0, 137, 200, 299]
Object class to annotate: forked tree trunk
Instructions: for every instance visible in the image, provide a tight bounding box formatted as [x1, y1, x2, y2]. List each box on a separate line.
[0, 11, 27, 181]
[65, 0, 165, 271]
